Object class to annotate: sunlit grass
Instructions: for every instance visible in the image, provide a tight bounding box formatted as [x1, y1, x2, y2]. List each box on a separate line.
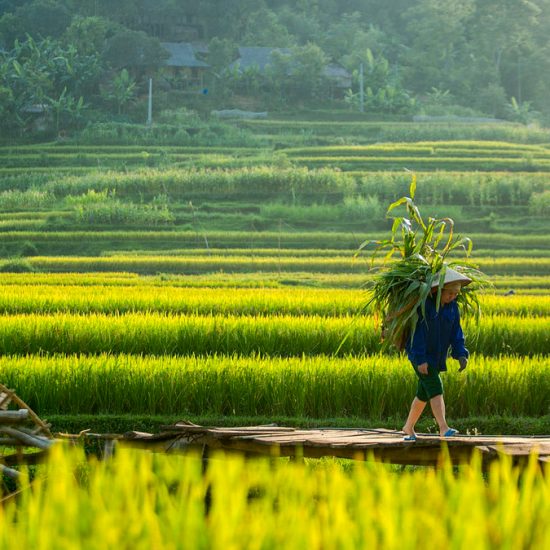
[2, 353, 548, 418]
[2, 445, 548, 549]
[0, 284, 548, 316]
[0, 311, 546, 356]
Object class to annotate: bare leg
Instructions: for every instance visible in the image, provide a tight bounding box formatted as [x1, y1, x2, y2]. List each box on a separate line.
[402, 397, 427, 436]
[429, 394, 451, 436]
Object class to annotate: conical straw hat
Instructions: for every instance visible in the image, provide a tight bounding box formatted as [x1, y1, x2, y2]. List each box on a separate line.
[431, 267, 472, 288]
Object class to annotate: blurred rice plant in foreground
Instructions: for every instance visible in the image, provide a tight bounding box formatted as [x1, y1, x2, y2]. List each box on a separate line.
[2, 445, 548, 549]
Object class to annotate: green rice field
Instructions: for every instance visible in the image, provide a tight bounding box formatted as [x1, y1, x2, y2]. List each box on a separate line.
[2, 353, 547, 418]
[1, 119, 549, 548]
[0, 125, 548, 432]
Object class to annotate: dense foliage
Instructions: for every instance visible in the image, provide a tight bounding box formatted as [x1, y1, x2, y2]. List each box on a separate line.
[2, 0, 550, 138]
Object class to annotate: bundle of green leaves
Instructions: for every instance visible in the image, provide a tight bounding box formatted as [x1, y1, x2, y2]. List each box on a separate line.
[359, 175, 489, 351]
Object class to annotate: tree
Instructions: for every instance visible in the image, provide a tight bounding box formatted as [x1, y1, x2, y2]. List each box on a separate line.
[322, 12, 365, 60]
[100, 68, 136, 115]
[48, 86, 87, 133]
[0, 35, 101, 135]
[468, 0, 542, 113]
[196, 0, 268, 41]
[62, 15, 117, 56]
[102, 28, 168, 71]
[0, 0, 71, 46]
[344, 48, 414, 114]
[207, 36, 237, 74]
[402, 0, 476, 97]
[470, 0, 540, 77]
[278, 5, 322, 45]
[241, 8, 294, 47]
[287, 42, 327, 101]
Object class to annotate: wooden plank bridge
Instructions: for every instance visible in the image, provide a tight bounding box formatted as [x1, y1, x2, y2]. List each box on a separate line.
[114, 422, 550, 468]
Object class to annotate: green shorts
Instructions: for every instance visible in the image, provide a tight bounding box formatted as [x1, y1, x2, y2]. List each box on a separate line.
[412, 362, 443, 402]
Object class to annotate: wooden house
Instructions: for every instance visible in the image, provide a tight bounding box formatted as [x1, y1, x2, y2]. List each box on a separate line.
[160, 42, 209, 89]
[229, 46, 351, 97]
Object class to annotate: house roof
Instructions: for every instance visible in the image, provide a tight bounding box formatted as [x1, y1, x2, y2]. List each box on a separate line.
[161, 42, 209, 68]
[324, 64, 351, 79]
[323, 63, 352, 87]
[229, 47, 351, 84]
[230, 47, 292, 73]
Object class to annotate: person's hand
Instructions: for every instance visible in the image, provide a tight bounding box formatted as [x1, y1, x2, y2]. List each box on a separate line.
[418, 362, 429, 375]
[458, 357, 468, 372]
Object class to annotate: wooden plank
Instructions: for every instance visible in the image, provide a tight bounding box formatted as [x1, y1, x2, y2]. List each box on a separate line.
[166, 429, 550, 452]
[482, 443, 550, 457]
[106, 424, 550, 469]
[122, 430, 180, 441]
[233, 435, 338, 445]
[164, 423, 296, 434]
[226, 433, 549, 458]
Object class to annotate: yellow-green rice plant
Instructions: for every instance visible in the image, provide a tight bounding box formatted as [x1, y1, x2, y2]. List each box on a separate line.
[285, 141, 550, 158]
[238, 118, 550, 143]
[12, 254, 550, 277]
[0, 312, 546, 357]
[1, 353, 548, 418]
[0, 229, 548, 252]
[100, 246, 550, 259]
[42, 166, 356, 200]
[355, 171, 550, 208]
[1, 445, 549, 549]
[0, 312, 379, 356]
[1, 271, 550, 293]
[291, 155, 550, 172]
[0, 284, 548, 317]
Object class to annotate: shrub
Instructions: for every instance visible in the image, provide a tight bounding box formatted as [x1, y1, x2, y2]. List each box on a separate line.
[19, 241, 39, 256]
[0, 188, 56, 210]
[343, 194, 384, 221]
[528, 190, 550, 216]
[75, 121, 265, 147]
[68, 189, 175, 226]
[0, 259, 36, 272]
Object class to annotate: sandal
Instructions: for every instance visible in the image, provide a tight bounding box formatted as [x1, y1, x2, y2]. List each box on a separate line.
[443, 428, 458, 437]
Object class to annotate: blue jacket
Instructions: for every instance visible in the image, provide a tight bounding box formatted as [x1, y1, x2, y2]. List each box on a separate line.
[406, 296, 469, 371]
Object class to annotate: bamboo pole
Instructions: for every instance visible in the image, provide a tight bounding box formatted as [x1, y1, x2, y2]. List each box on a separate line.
[1, 427, 54, 450]
[0, 409, 29, 423]
[0, 384, 52, 438]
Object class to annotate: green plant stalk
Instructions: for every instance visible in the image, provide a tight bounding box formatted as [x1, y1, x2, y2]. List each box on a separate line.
[360, 175, 491, 351]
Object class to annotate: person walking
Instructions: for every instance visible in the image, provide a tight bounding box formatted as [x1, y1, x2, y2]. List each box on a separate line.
[402, 268, 471, 441]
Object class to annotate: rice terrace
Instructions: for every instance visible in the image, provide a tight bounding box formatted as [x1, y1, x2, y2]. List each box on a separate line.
[1, 1, 550, 546]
